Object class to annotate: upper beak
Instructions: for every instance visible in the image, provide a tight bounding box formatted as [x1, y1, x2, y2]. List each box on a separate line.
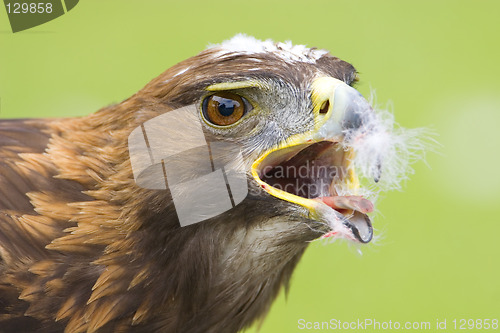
[251, 77, 375, 243]
[310, 76, 372, 140]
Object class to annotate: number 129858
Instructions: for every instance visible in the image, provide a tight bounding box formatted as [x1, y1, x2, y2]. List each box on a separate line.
[6, 3, 53, 14]
[452, 319, 498, 330]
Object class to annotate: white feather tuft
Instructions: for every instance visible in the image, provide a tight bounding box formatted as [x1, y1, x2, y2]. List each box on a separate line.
[344, 97, 430, 193]
[208, 33, 329, 64]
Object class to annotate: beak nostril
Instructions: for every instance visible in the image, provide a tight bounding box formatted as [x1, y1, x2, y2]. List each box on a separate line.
[319, 100, 330, 114]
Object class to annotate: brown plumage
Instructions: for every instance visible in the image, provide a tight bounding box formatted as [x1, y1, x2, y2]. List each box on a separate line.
[0, 36, 378, 332]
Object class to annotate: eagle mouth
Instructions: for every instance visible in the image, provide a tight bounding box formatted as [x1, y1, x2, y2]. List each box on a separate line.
[251, 140, 374, 243]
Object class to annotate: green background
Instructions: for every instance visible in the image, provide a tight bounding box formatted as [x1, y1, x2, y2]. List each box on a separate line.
[1, 0, 499, 332]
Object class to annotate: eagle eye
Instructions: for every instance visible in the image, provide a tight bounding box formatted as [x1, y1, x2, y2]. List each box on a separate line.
[202, 92, 251, 126]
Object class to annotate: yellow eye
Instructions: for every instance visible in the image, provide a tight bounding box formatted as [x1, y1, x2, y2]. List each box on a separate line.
[202, 92, 250, 126]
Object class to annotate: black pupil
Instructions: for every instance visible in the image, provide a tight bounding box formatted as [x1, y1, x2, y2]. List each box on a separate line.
[214, 96, 240, 117]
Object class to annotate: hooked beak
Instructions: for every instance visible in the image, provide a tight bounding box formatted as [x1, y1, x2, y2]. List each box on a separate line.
[251, 77, 375, 243]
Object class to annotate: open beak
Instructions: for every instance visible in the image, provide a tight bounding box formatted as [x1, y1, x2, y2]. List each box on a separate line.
[251, 77, 375, 243]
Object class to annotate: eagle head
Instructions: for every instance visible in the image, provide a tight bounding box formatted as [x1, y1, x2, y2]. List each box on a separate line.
[0, 34, 413, 333]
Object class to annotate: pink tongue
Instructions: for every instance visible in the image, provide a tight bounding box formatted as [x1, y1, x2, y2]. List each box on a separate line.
[314, 196, 374, 214]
